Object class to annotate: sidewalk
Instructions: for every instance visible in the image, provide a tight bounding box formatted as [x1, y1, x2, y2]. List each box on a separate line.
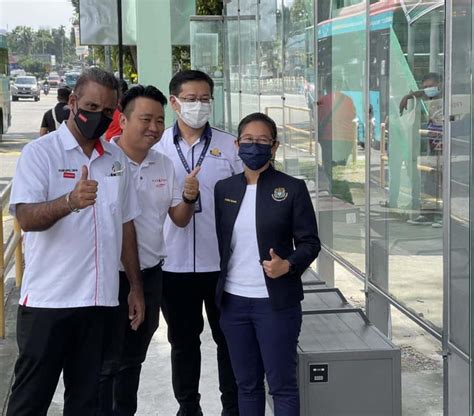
[1, 273, 250, 416]
[0, 129, 442, 415]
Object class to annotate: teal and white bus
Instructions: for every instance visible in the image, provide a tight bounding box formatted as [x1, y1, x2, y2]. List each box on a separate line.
[0, 33, 11, 134]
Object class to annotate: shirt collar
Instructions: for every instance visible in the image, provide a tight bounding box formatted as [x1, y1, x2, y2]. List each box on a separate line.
[172, 121, 212, 145]
[60, 122, 112, 157]
[239, 164, 275, 184]
[110, 135, 157, 167]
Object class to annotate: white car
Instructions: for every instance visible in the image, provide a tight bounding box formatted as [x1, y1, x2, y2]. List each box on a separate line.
[11, 76, 40, 102]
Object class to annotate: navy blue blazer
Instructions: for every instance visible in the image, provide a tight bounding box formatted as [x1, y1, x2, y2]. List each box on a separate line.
[214, 165, 321, 310]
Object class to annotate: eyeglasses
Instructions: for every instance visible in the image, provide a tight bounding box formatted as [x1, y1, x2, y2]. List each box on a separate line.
[238, 135, 275, 146]
[176, 96, 213, 104]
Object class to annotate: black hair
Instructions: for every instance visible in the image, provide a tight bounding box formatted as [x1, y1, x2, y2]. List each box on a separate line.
[57, 86, 72, 102]
[169, 70, 214, 97]
[120, 84, 168, 116]
[119, 79, 129, 95]
[422, 72, 442, 84]
[237, 112, 278, 141]
[74, 67, 119, 97]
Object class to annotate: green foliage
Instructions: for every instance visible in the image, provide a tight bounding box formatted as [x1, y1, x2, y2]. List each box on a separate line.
[172, 46, 191, 73]
[196, 0, 222, 15]
[17, 57, 49, 77]
[7, 25, 77, 66]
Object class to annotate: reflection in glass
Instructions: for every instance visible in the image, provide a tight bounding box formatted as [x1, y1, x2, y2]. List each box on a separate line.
[190, 19, 225, 129]
[316, 0, 367, 275]
[369, 3, 444, 329]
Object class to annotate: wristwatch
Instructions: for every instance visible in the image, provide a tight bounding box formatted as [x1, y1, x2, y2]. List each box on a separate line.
[182, 191, 200, 204]
[288, 260, 296, 274]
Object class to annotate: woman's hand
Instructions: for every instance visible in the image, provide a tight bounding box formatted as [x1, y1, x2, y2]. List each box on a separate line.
[262, 248, 290, 279]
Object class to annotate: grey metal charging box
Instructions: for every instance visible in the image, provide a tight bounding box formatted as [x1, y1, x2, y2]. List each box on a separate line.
[297, 305, 401, 416]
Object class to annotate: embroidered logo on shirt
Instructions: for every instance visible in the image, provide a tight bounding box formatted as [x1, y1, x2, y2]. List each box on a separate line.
[210, 148, 222, 157]
[152, 178, 167, 187]
[272, 187, 288, 202]
[224, 198, 237, 204]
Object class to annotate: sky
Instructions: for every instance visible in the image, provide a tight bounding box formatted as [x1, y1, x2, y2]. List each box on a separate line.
[0, 0, 75, 32]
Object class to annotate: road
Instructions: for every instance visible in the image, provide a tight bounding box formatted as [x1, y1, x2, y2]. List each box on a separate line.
[1, 91, 57, 188]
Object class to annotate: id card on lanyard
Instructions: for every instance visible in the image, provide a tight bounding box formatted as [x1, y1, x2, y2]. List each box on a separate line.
[174, 138, 211, 213]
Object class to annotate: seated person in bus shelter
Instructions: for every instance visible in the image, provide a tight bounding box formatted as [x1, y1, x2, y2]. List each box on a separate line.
[399, 72, 443, 227]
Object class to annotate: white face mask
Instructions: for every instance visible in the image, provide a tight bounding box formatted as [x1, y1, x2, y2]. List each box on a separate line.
[424, 86, 441, 98]
[175, 98, 212, 129]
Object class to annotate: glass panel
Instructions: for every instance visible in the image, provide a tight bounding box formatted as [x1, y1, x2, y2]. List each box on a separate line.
[190, 19, 225, 129]
[316, 0, 367, 276]
[224, 13, 241, 134]
[240, 9, 259, 118]
[448, 1, 472, 414]
[258, 0, 283, 139]
[279, 0, 315, 190]
[369, 2, 445, 330]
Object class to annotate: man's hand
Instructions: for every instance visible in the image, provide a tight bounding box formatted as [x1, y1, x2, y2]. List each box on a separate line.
[128, 286, 145, 331]
[262, 248, 290, 279]
[183, 166, 200, 201]
[399, 92, 413, 115]
[69, 166, 98, 209]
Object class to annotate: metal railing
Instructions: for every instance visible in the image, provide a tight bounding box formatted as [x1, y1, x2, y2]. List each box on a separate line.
[1, 181, 23, 338]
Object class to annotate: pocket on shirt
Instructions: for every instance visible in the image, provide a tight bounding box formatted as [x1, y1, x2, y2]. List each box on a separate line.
[103, 176, 121, 212]
[205, 155, 233, 181]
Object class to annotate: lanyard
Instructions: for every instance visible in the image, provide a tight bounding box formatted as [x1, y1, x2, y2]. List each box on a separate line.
[174, 137, 211, 174]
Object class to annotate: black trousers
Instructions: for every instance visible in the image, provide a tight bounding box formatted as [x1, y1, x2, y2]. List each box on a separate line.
[7, 305, 110, 416]
[161, 271, 239, 415]
[99, 263, 162, 416]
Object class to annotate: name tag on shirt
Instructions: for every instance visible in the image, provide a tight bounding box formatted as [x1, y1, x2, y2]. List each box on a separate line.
[195, 194, 202, 213]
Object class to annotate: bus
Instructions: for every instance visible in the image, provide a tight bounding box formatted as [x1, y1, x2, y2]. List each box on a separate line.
[0, 33, 11, 134]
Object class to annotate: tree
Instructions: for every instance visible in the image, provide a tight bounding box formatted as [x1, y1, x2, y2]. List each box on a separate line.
[196, 0, 222, 15]
[7, 26, 36, 57]
[52, 26, 67, 64]
[34, 29, 54, 55]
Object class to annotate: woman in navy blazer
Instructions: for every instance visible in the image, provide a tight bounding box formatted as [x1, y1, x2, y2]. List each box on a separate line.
[214, 112, 320, 416]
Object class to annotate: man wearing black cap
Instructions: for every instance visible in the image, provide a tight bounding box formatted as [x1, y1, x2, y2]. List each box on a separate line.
[40, 86, 72, 136]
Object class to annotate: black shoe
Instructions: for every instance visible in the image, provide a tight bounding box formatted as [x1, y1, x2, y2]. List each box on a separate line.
[176, 406, 203, 416]
[221, 410, 239, 416]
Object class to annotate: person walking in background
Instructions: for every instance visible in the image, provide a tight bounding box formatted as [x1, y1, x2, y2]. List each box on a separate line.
[153, 69, 241, 416]
[39, 85, 71, 136]
[99, 84, 200, 415]
[7, 67, 144, 416]
[214, 112, 320, 416]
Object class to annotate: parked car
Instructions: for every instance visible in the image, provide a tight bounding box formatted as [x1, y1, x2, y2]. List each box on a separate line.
[11, 76, 40, 101]
[47, 73, 61, 87]
[63, 72, 80, 89]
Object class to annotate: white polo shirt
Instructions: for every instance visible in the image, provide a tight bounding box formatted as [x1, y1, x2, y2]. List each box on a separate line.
[153, 123, 243, 273]
[10, 123, 140, 308]
[111, 137, 182, 270]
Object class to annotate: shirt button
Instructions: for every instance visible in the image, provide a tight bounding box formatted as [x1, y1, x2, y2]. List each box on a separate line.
[140, 176, 143, 180]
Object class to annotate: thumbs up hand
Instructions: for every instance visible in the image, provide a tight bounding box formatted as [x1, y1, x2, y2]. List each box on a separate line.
[69, 165, 98, 210]
[183, 166, 200, 202]
[262, 248, 291, 279]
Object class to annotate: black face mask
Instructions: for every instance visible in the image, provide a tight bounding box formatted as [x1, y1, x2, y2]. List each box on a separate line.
[238, 143, 273, 171]
[74, 106, 113, 141]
